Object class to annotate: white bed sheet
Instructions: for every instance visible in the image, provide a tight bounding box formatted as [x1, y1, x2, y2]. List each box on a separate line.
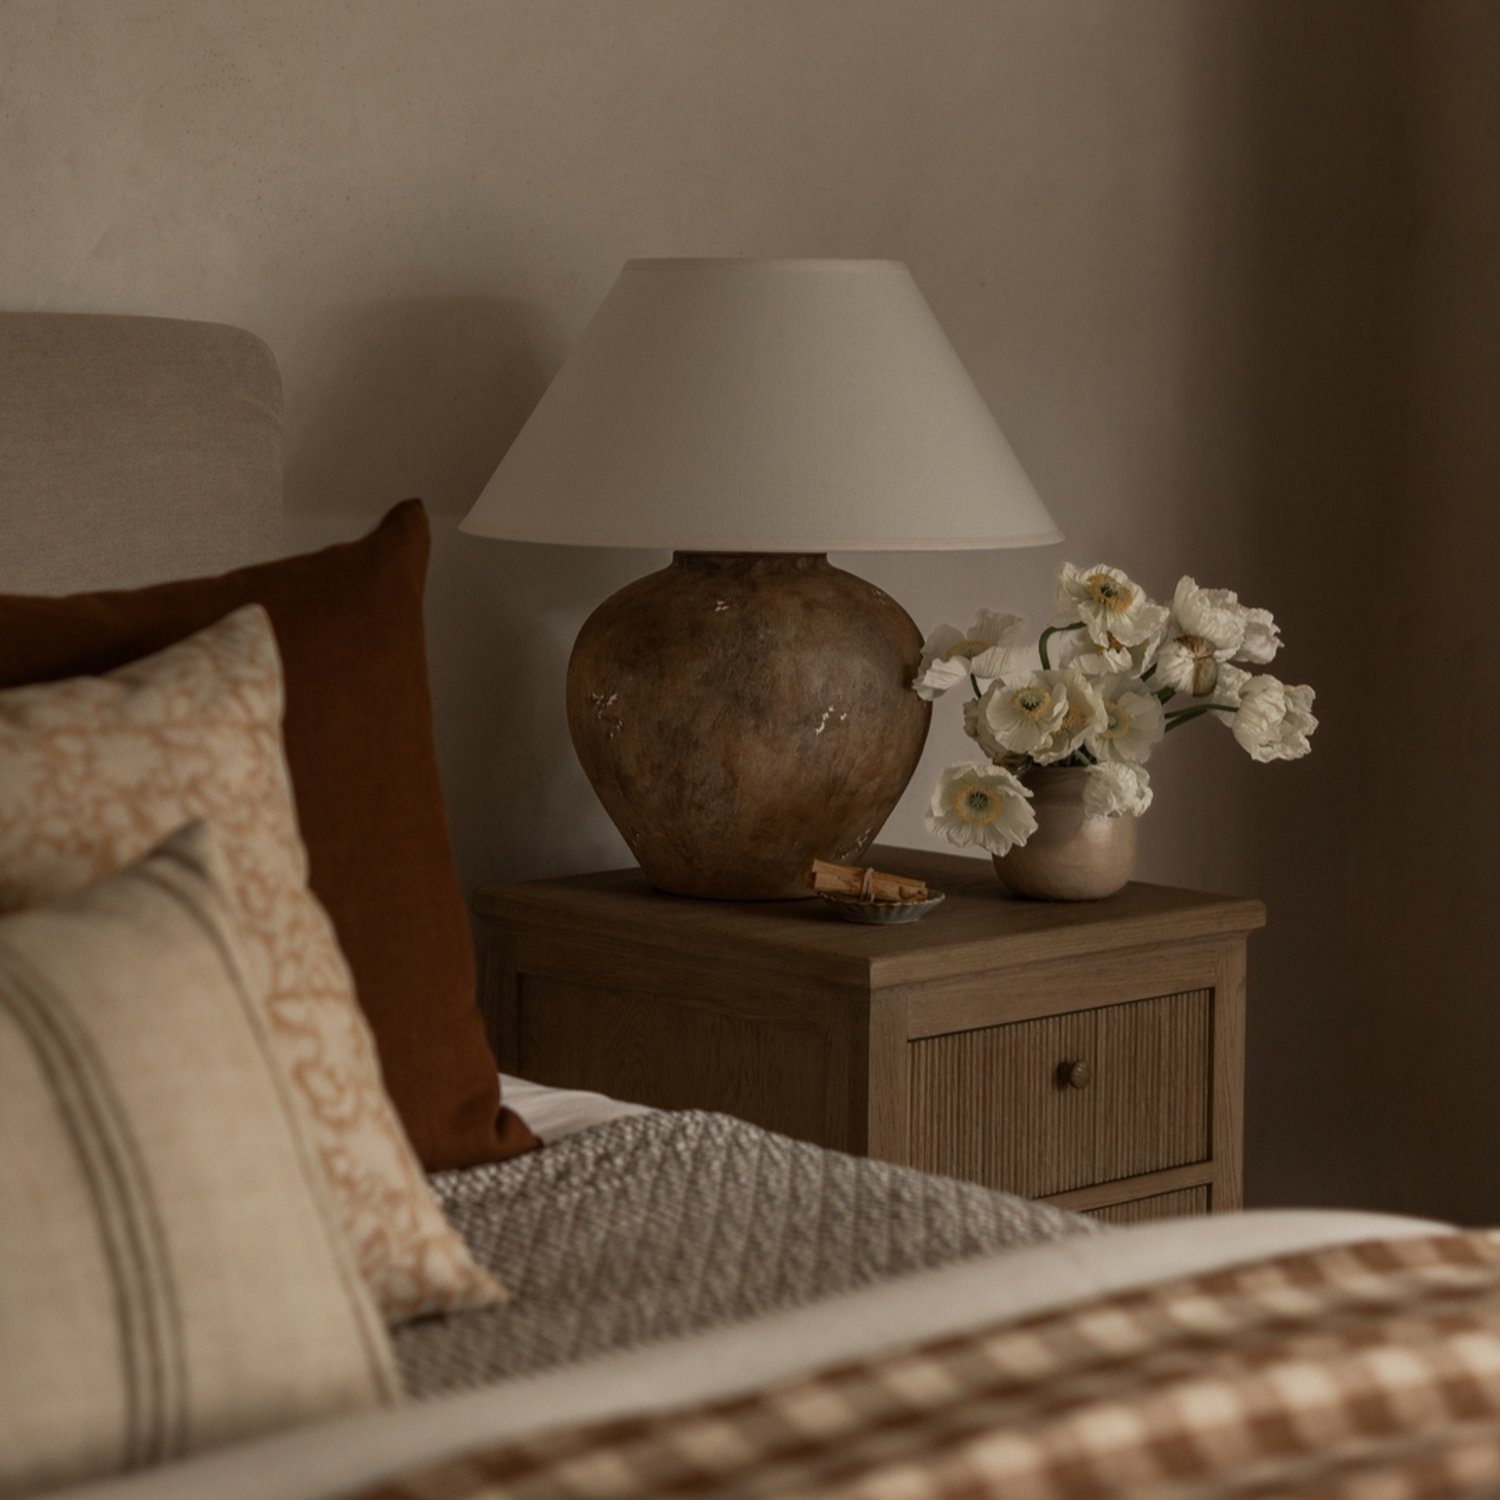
[501, 1072, 652, 1141]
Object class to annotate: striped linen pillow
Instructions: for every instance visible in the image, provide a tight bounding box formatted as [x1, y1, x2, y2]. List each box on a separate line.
[0, 823, 398, 1496]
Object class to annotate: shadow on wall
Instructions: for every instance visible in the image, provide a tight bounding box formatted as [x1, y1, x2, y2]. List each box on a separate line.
[1090, 0, 1488, 1221]
[1322, 1, 1500, 1225]
[1230, 1, 1410, 1214]
[1233, 1, 1500, 1223]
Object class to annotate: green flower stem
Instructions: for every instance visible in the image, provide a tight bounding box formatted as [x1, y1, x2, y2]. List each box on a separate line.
[970, 673, 983, 699]
[1140, 663, 1157, 681]
[1164, 702, 1237, 732]
[1038, 621, 1085, 670]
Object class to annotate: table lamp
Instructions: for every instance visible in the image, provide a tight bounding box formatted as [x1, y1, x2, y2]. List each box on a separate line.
[463, 258, 1060, 899]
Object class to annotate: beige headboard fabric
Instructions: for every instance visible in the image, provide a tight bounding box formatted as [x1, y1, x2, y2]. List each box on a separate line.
[0, 313, 283, 593]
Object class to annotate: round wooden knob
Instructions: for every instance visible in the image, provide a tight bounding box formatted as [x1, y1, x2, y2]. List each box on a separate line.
[1060, 1059, 1092, 1090]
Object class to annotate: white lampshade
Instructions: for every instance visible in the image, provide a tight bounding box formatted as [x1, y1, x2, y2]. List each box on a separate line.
[462, 258, 1060, 552]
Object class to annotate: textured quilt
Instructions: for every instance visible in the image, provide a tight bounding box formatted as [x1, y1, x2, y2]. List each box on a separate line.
[370, 1230, 1500, 1500]
[394, 1109, 1097, 1397]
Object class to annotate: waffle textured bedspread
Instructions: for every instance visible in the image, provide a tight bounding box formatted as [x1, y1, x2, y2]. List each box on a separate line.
[394, 1109, 1096, 1396]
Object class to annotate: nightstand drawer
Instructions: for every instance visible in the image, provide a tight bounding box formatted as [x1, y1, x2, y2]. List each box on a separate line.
[906, 990, 1212, 1198]
[1087, 1186, 1211, 1225]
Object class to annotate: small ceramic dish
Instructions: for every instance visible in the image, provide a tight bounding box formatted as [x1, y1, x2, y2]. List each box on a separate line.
[818, 891, 946, 925]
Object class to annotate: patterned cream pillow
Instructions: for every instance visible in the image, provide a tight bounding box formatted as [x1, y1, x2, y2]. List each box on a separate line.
[0, 822, 397, 1495]
[0, 605, 500, 1322]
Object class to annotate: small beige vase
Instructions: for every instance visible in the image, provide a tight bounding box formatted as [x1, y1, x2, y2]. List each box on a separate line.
[992, 766, 1136, 901]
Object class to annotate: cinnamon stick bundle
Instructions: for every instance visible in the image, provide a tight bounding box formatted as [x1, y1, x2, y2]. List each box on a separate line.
[808, 858, 930, 903]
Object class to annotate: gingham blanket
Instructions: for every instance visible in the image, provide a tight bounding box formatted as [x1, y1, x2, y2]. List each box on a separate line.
[356, 1231, 1500, 1500]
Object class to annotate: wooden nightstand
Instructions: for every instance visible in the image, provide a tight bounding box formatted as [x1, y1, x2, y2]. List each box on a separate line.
[475, 847, 1265, 1221]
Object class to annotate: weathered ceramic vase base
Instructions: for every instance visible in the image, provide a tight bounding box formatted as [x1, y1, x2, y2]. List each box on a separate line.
[992, 766, 1137, 901]
[567, 553, 930, 899]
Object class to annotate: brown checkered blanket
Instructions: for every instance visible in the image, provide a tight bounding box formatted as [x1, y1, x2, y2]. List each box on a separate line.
[357, 1231, 1500, 1500]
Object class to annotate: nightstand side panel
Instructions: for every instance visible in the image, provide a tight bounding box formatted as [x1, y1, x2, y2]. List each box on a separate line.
[516, 973, 837, 1143]
[1210, 938, 1248, 1210]
[482, 917, 868, 1151]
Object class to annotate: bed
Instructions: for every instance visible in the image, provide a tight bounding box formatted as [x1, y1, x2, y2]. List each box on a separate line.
[4, 313, 1490, 1500]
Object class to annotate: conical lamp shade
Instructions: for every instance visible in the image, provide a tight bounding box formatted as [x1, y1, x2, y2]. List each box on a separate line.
[462, 258, 1059, 552]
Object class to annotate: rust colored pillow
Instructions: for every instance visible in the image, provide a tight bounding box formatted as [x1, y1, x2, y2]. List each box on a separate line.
[0, 500, 536, 1171]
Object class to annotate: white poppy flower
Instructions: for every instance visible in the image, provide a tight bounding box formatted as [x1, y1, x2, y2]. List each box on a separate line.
[1153, 635, 1223, 697]
[1047, 626, 1133, 678]
[912, 646, 973, 702]
[1128, 609, 1169, 675]
[977, 672, 1068, 757]
[1227, 675, 1318, 762]
[962, 699, 1031, 773]
[912, 611, 1024, 700]
[1055, 630, 1166, 681]
[1236, 606, 1282, 664]
[1209, 663, 1253, 717]
[1054, 564, 1170, 650]
[1088, 674, 1166, 764]
[964, 610, 1027, 680]
[1083, 762, 1153, 819]
[926, 762, 1037, 855]
[1030, 668, 1107, 765]
[1284, 684, 1317, 743]
[1170, 577, 1247, 657]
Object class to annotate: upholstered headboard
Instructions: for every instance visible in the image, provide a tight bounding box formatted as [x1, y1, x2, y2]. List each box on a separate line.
[0, 313, 283, 593]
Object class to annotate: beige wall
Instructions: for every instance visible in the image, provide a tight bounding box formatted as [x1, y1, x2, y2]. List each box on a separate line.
[2, 0, 1491, 1213]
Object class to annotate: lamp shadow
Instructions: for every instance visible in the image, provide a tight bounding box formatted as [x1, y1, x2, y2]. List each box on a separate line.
[1239, 3, 1500, 1225]
[428, 528, 660, 897]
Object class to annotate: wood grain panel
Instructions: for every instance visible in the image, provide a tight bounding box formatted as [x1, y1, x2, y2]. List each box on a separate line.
[862, 989, 911, 1162]
[908, 990, 1211, 1197]
[1045, 1160, 1215, 1212]
[475, 845, 1265, 993]
[1088, 1186, 1210, 1224]
[908, 1010, 1095, 1197]
[1094, 990, 1211, 1182]
[1211, 941, 1247, 1210]
[516, 974, 838, 1146]
[906, 943, 1222, 1037]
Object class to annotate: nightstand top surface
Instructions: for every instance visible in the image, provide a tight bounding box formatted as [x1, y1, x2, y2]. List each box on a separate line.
[476, 845, 1265, 989]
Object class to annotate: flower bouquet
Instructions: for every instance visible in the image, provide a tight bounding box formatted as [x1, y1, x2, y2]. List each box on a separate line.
[914, 564, 1317, 898]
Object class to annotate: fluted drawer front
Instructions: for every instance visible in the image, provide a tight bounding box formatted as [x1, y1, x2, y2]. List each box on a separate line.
[908, 990, 1212, 1198]
[1095, 990, 1212, 1183]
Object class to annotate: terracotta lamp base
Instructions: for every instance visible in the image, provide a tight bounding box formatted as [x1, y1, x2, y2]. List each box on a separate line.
[567, 553, 931, 899]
